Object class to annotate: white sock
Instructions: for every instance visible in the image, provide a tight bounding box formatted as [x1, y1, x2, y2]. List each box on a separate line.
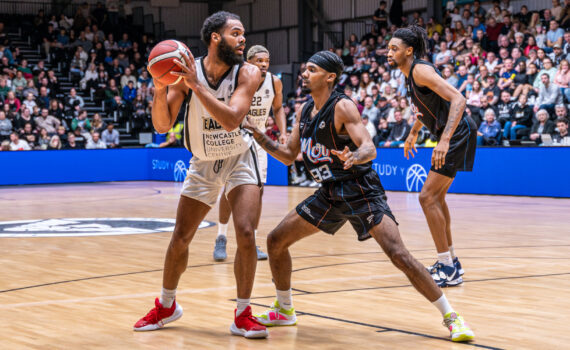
[236, 298, 250, 316]
[449, 245, 456, 259]
[160, 287, 176, 308]
[438, 251, 454, 267]
[217, 223, 228, 238]
[276, 289, 293, 310]
[254, 229, 258, 240]
[432, 294, 454, 317]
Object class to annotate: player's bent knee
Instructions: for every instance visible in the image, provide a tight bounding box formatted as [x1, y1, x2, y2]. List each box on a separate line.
[419, 191, 437, 207]
[387, 248, 412, 271]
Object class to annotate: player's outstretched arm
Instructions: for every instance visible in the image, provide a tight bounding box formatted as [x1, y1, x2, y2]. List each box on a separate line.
[271, 76, 288, 144]
[331, 99, 376, 170]
[413, 64, 466, 169]
[172, 51, 261, 132]
[243, 107, 302, 165]
[151, 77, 187, 133]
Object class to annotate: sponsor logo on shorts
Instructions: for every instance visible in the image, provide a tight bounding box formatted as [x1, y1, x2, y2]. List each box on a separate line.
[301, 204, 315, 219]
[406, 164, 428, 192]
[366, 214, 374, 225]
[213, 159, 224, 174]
[0, 218, 215, 238]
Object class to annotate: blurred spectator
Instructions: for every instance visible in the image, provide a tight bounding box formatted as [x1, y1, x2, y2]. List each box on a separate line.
[64, 132, 82, 149]
[477, 108, 502, 146]
[505, 94, 533, 140]
[48, 134, 63, 150]
[361, 95, 379, 125]
[91, 113, 107, 133]
[530, 109, 556, 144]
[5, 91, 21, 113]
[534, 73, 562, 117]
[122, 80, 137, 103]
[379, 110, 410, 147]
[22, 93, 37, 112]
[101, 123, 119, 148]
[13, 106, 35, 132]
[66, 88, 85, 110]
[85, 131, 107, 149]
[72, 109, 91, 132]
[37, 128, 51, 149]
[0, 110, 12, 141]
[35, 107, 61, 134]
[552, 118, 570, 144]
[373, 1, 388, 32]
[9, 131, 31, 150]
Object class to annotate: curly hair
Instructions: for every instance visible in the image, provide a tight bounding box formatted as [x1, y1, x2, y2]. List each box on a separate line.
[393, 25, 428, 59]
[200, 11, 241, 46]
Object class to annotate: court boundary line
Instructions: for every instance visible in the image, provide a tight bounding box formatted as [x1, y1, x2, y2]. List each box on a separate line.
[249, 301, 505, 350]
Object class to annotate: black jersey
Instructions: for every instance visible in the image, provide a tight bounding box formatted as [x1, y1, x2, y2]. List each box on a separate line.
[407, 59, 471, 140]
[299, 90, 371, 183]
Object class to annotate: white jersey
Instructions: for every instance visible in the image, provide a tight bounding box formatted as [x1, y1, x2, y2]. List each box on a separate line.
[183, 57, 252, 160]
[248, 72, 275, 130]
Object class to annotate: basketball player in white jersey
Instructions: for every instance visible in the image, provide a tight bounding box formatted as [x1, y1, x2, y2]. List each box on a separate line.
[133, 11, 269, 339]
[213, 45, 287, 262]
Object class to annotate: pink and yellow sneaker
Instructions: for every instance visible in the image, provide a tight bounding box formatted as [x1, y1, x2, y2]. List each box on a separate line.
[254, 300, 297, 327]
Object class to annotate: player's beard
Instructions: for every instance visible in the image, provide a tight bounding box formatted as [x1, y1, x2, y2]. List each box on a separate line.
[301, 80, 311, 94]
[218, 37, 243, 66]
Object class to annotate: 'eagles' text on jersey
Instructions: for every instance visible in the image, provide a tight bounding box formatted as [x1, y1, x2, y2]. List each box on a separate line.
[183, 57, 252, 160]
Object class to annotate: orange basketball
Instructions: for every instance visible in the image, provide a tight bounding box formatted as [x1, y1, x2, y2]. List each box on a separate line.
[147, 40, 191, 86]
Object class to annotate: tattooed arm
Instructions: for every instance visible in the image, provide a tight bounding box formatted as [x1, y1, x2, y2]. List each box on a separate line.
[331, 99, 377, 170]
[413, 64, 467, 169]
[243, 104, 303, 166]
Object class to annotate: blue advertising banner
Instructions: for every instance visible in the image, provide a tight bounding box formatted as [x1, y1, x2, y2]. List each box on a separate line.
[0, 149, 148, 185]
[1, 147, 568, 197]
[0, 148, 288, 186]
[146, 148, 288, 185]
[373, 147, 570, 198]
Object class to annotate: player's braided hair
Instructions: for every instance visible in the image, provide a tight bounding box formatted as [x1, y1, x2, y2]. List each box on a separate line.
[201, 11, 240, 46]
[393, 25, 428, 60]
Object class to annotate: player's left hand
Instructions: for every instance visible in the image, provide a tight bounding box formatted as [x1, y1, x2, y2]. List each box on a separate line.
[432, 140, 450, 170]
[278, 134, 287, 144]
[171, 50, 199, 90]
[332, 146, 355, 170]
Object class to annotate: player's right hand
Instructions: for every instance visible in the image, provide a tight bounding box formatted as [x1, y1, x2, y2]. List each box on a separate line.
[404, 133, 418, 160]
[242, 116, 260, 134]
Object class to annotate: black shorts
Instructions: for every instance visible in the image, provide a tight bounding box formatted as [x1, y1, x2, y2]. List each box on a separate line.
[295, 170, 397, 241]
[432, 115, 477, 178]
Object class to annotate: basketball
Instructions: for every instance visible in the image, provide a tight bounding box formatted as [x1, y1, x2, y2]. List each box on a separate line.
[147, 40, 191, 86]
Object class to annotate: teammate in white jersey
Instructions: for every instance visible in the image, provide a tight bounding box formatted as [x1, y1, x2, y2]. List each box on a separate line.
[213, 45, 287, 262]
[133, 11, 269, 339]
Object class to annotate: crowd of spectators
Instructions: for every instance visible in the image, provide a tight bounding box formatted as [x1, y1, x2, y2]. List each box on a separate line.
[0, 1, 157, 151]
[302, 0, 570, 148]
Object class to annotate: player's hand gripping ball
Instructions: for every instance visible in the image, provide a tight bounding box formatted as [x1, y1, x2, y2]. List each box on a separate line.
[147, 40, 191, 86]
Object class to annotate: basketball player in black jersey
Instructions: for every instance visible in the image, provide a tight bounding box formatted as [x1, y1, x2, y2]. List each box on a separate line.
[244, 51, 474, 342]
[387, 26, 477, 287]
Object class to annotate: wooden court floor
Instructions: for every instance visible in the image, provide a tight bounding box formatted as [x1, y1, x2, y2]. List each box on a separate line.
[1, 181, 569, 350]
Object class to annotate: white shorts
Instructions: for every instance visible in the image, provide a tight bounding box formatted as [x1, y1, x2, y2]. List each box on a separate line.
[254, 141, 268, 184]
[181, 146, 262, 207]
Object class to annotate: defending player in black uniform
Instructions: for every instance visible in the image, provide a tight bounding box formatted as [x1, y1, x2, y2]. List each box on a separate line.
[387, 25, 478, 287]
[244, 51, 474, 342]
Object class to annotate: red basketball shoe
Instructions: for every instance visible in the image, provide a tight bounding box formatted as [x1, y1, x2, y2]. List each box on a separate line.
[230, 306, 268, 338]
[133, 298, 183, 331]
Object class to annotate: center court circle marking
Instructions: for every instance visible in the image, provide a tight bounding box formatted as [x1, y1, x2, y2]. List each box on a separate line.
[0, 218, 215, 238]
